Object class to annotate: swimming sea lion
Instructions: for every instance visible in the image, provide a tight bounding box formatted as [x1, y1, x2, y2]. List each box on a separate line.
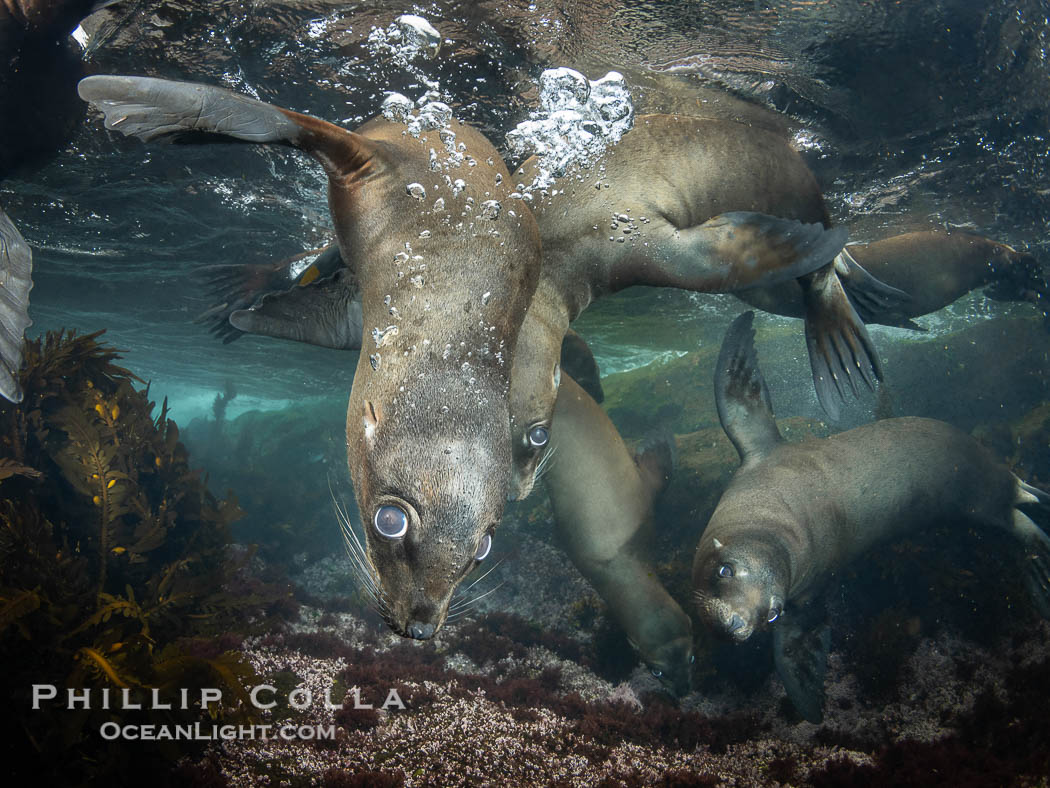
[507, 113, 901, 500]
[78, 75, 543, 640]
[0, 1, 123, 402]
[735, 229, 1047, 329]
[546, 374, 693, 696]
[692, 310, 1050, 720]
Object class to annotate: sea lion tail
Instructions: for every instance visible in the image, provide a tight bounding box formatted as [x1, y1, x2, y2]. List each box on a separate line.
[0, 207, 33, 404]
[715, 311, 783, 465]
[836, 248, 923, 331]
[800, 263, 883, 421]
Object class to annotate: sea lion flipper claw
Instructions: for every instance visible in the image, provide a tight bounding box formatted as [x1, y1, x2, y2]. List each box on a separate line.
[0, 207, 33, 403]
[229, 269, 363, 350]
[801, 263, 883, 420]
[773, 615, 831, 724]
[714, 312, 783, 466]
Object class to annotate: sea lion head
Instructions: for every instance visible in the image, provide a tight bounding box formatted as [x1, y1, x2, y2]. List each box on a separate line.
[347, 370, 511, 640]
[640, 634, 695, 698]
[692, 532, 788, 643]
[507, 278, 565, 501]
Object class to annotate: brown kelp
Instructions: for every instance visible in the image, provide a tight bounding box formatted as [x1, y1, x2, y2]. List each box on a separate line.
[0, 330, 268, 784]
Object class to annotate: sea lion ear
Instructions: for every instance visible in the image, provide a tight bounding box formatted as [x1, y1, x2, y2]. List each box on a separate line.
[363, 400, 381, 443]
[713, 538, 724, 550]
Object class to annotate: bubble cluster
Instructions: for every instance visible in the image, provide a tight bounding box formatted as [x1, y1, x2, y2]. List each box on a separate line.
[506, 68, 634, 192]
[366, 14, 442, 64]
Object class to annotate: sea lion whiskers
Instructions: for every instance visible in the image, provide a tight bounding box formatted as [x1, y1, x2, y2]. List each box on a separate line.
[329, 479, 385, 612]
[446, 580, 507, 620]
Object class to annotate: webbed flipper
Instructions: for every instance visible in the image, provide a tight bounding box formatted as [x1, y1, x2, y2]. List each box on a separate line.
[652, 212, 846, 292]
[196, 244, 343, 343]
[1011, 500, 1050, 619]
[633, 430, 677, 500]
[0, 206, 33, 403]
[773, 612, 831, 724]
[229, 268, 363, 350]
[714, 311, 783, 467]
[77, 75, 377, 181]
[560, 328, 603, 403]
[800, 263, 883, 421]
[835, 248, 920, 330]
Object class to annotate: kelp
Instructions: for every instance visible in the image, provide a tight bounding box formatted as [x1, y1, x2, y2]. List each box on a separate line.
[0, 330, 276, 784]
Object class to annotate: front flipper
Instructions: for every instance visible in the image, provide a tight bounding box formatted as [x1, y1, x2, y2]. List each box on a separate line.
[559, 329, 604, 403]
[643, 212, 846, 291]
[77, 75, 377, 180]
[0, 207, 33, 403]
[800, 263, 883, 420]
[196, 244, 343, 343]
[836, 248, 921, 330]
[229, 268, 363, 350]
[773, 612, 831, 724]
[714, 311, 783, 467]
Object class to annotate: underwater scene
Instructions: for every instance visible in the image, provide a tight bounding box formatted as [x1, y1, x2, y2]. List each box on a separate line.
[2, 0, 1050, 785]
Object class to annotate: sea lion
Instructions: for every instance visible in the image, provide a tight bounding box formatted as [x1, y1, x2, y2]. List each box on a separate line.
[78, 75, 543, 640]
[506, 113, 901, 500]
[0, 1, 123, 402]
[546, 374, 692, 696]
[735, 229, 1047, 329]
[691, 310, 1050, 721]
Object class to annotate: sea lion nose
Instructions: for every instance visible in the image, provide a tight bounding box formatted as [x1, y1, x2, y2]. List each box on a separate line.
[407, 622, 436, 640]
[727, 613, 746, 633]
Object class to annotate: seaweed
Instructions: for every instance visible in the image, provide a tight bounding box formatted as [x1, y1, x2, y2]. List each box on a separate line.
[0, 330, 274, 784]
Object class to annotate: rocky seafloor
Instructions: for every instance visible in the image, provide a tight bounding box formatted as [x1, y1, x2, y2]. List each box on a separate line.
[167, 307, 1050, 787]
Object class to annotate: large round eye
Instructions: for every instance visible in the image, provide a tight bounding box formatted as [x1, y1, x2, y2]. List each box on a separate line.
[373, 505, 408, 539]
[767, 603, 783, 624]
[528, 425, 550, 448]
[650, 668, 663, 678]
[474, 533, 492, 561]
[718, 564, 734, 579]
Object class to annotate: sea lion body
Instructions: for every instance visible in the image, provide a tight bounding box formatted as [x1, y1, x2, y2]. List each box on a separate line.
[736, 230, 1045, 326]
[692, 311, 1050, 719]
[507, 113, 891, 499]
[547, 375, 693, 696]
[79, 76, 543, 639]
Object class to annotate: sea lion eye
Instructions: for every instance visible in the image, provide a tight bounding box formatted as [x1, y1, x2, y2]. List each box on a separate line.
[650, 668, 663, 678]
[528, 424, 550, 448]
[767, 604, 782, 624]
[373, 505, 408, 539]
[474, 533, 492, 561]
[718, 564, 734, 578]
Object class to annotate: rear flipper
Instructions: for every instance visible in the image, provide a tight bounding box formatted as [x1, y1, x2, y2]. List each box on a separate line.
[77, 76, 373, 179]
[229, 268, 363, 350]
[801, 262, 883, 421]
[196, 244, 343, 343]
[773, 607, 831, 724]
[0, 207, 33, 403]
[836, 247, 921, 331]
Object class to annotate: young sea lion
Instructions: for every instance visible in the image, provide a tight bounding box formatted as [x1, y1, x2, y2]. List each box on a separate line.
[506, 113, 902, 500]
[691, 310, 1050, 721]
[735, 229, 1047, 329]
[78, 75, 543, 640]
[546, 374, 693, 697]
